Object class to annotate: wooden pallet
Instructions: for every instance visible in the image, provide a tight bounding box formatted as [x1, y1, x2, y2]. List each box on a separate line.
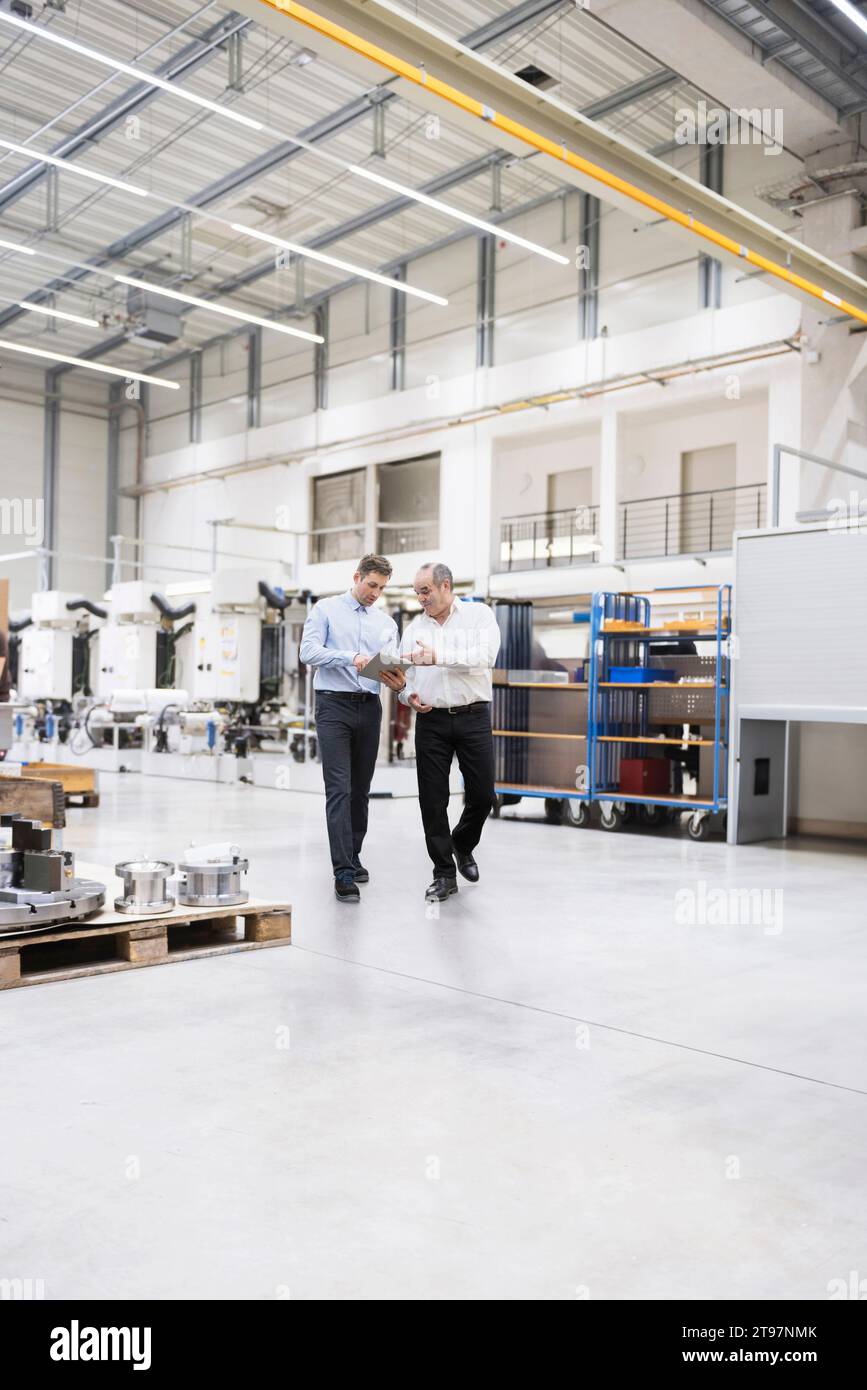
[0, 899, 292, 991]
[0, 776, 65, 828]
[12, 762, 99, 809]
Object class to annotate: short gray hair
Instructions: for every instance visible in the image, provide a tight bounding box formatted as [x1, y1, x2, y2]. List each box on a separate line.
[418, 562, 453, 588]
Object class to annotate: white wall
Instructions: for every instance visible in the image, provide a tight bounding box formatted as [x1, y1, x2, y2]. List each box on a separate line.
[619, 393, 768, 502]
[0, 364, 45, 611]
[136, 293, 801, 608]
[0, 362, 108, 611]
[55, 377, 109, 600]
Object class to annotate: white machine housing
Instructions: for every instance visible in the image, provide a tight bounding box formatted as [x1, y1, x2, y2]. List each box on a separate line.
[18, 590, 83, 700]
[174, 569, 269, 704]
[96, 582, 160, 698]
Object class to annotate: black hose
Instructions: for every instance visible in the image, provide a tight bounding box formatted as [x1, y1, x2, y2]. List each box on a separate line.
[83, 702, 109, 750]
[9, 616, 32, 632]
[258, 580, 291, 611]
[66, 599, 108, 619]
[151, 592, 196, 621]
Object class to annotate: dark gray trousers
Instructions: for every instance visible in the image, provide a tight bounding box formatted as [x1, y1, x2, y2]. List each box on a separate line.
[315, 692, 382, 878]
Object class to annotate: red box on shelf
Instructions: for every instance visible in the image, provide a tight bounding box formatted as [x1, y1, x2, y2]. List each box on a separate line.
[619, 757, 671, 796]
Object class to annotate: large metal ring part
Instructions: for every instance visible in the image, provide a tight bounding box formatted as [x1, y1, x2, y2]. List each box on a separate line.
[176, 856, 249, 908]
[0, 880, 106, 934]
[114, 859, 175, 916]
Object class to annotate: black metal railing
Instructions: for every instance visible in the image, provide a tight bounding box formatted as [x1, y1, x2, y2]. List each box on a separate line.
[617, 484, 766, 560]
[497, 506, 600, 571]
[377, 520, 439, 554]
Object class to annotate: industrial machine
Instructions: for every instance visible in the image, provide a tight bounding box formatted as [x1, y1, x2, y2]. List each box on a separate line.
[0, 814, 105, 934]
[8, 590, 107, 756]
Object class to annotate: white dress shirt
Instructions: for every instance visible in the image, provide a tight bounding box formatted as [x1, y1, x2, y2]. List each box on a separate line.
[399, 599, 501, 709]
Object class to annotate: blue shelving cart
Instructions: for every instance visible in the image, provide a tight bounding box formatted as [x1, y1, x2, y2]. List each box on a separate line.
[492, 676, 592, 826]
[589, 585, 731, 839]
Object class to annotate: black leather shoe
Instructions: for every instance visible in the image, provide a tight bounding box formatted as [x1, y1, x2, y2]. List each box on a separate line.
[425, 877, 458, 902]
[453, 848, 479, 883]
[335, 877, 360, 903]
[353, 864, 370, 884]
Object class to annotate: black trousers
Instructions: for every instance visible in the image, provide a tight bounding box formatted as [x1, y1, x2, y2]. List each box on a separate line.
[414, 703, 495, 879]
[315, 692, 382, 878]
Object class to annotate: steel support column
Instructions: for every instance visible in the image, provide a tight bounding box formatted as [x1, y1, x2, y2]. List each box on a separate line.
[578, 192, 599, 340]
[699, 145, 723, 310]
[42, 369, 60, 590]
[247, 330, 261, 430]
[314, 302, 329, 411]
[390, 264, 407, 391]
[477, 234, 496, 369]
[106, 380, 122, 590]
[190, 351, 203, 442]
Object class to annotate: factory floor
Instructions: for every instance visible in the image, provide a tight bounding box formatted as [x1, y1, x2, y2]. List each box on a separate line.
[2, 770, 865, 1302]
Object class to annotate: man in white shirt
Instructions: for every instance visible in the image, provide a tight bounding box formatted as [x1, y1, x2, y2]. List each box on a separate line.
[399, 562, 501, 902]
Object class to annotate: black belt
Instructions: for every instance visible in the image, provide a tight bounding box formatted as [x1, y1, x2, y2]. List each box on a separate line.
[432, 700, 490, 715]
[317, 690, 378, 702]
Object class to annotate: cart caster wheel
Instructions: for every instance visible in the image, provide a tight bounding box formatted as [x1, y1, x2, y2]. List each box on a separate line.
[600, 806, 624, 831]
[640, 805, 664, 827]
[564, 800, 589, 828]
[687, 813, 710, 841]
[490, 795, 502, 819]
[544, 797, 564, 824]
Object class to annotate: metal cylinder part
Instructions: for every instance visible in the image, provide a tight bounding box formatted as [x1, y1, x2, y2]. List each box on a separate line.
[176, 855, 249, 908]
[114, 859, 175, 916]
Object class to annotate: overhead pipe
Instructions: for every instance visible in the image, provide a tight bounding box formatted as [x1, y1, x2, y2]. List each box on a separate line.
[268, 0, 867, 329]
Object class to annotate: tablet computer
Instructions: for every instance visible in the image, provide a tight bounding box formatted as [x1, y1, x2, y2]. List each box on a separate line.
[360, 651, 412, 681]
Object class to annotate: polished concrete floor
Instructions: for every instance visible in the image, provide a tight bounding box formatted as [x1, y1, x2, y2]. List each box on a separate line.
[1, 770, 865, 1301]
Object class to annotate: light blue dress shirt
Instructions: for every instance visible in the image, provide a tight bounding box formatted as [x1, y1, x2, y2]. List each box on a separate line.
[300, 590, 401, 695]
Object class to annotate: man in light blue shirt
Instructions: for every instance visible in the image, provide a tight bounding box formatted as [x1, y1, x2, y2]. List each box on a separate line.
[300, 554, 406, 903]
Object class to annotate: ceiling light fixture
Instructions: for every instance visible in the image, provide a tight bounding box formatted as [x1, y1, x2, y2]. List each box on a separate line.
[0, 148, 450, 308]
[826, 0, 867, 39]
[18, 301, 100, 328]
[0, 137, 149, 197]
[115, 274, 324, 341]
[228, 224, 449, 303]
[347, 164, 570, 265]
[0, 236, 325, 341]
[0, 337, 180, 388]
[0, 11, 265, 131]
[0, 9, 564, 267]
[0, 237, 36, 255]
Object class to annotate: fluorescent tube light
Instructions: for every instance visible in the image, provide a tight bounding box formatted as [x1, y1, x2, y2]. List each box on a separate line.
[0, 9, 564, 267]
[348, 165, 571, 266]
[114, 275, 324, 342]
[19, 302, 101, 328]
[826, 0, 867, 39]
[0, 138, 149, 197]
[0, 11, 264, 131]
[0, 337, 180, 388]
[0, 237, 36, 255]
[229, 224, 449, 303]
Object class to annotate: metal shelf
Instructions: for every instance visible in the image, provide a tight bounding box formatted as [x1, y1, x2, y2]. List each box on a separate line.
[493, 730, 586, 741]
[596, 735, 716, 746]
[496, 784, 589, 799]
[495, 681, 587, 690]
[599, 681, 719, 689]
